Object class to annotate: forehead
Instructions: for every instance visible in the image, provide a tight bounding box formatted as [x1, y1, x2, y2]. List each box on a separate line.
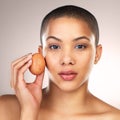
[42, 17, 95, 44]
[49, 17, 90, 29]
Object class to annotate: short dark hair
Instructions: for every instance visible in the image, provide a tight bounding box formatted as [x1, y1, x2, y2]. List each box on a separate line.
[40, 5, 99, 46]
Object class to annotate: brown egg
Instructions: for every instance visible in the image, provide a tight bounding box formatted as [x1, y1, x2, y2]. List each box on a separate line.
[29, 53, 45, 75]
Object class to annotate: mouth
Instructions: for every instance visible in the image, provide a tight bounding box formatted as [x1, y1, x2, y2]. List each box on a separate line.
[58, 71, 77, 81]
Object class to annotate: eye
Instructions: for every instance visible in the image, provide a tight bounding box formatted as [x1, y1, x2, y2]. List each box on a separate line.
[49, 45, 60, 50]
[75, 44, 87, 49]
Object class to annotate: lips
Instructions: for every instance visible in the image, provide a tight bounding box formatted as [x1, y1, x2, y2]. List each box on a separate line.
[58, 71, 77, 81]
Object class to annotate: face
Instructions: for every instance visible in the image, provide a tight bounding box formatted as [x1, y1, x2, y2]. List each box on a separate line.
[42, 17, 101, 92]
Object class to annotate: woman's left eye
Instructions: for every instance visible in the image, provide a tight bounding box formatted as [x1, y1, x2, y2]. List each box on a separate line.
[75, 45, 86, 49]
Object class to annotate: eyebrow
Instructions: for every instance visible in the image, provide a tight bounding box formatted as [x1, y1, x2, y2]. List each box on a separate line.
[46, 36, 90, 42]
[46, 36, 62, 42]
[73, 36, 90, 41]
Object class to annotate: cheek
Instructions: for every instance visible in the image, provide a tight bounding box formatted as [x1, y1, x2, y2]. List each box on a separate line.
[86, 52, 95, 64]
[45, 53, 59, 70]
[77, 51, 95, 71]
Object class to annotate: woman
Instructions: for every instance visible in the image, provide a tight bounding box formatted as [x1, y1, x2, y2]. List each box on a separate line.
[0, 5, 120, 120]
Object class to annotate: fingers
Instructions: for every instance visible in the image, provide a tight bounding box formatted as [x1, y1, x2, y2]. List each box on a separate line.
[11, 53, 32, 89]
[34, 72, 44, 88]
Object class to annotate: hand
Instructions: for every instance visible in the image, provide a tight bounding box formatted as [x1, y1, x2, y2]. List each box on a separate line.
[11, 53, 44, 119]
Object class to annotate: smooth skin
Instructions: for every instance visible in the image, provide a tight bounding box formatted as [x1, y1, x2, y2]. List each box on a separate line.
[0, 17, 120, 120]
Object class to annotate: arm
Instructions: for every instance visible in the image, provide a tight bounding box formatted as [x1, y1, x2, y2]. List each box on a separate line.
[11, 53, 44, 120]
[20, 108, 38, 120]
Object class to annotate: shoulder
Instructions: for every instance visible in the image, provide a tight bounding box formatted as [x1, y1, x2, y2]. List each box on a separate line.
[109, 109, 120, 120]
[91, 94, 120, 119]
[0, 94, 20, 120]
[99, 108, 120, 120]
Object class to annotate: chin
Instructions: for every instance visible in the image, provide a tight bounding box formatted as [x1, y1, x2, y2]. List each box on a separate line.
[49, 77, 88, 93]
[56, 82, 83, 93]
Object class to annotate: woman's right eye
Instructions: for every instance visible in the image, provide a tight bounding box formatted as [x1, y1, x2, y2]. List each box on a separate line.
[49, 45, 60, 50]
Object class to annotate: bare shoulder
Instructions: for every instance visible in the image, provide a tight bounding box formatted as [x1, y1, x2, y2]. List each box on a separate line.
[0, 94, 20, 120]
[94, 97, 120, 120]
[108, 108, 120, 120]
[99, 108, 120, 120]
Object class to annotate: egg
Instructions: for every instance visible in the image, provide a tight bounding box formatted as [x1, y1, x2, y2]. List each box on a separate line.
[29, 53, 45, 75]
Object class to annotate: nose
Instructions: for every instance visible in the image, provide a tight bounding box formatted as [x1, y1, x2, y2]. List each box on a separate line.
[60, 51, 75, 65]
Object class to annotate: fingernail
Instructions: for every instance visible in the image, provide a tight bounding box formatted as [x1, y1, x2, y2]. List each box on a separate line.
[27, 53, 32, 56]
[27, 54, 32, 59]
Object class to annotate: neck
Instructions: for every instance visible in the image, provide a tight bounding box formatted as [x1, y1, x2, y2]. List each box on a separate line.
[43, 81, 92, 114]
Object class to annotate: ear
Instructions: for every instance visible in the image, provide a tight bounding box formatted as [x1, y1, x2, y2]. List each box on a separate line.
[38, 45, 43, 53]
[94, 44, 102, 64]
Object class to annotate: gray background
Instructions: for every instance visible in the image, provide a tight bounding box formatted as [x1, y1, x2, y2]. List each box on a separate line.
[0, 0, 120, 109]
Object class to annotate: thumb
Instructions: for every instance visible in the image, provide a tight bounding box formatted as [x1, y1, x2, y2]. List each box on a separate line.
[34, 72, 44, 88]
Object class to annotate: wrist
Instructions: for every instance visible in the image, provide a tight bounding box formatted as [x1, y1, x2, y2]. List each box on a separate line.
[20, 108, 39, 120]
